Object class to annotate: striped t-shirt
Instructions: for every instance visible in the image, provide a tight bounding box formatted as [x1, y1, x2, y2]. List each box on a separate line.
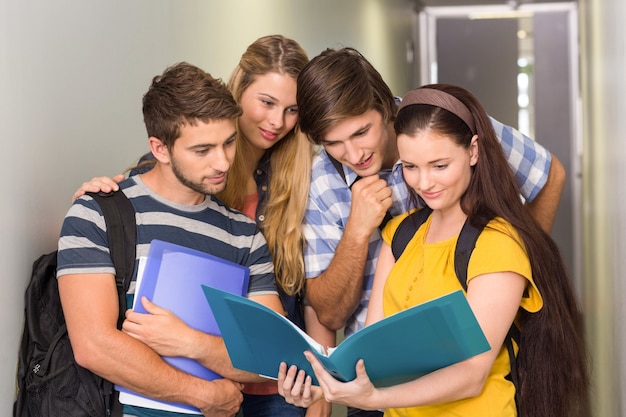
[57, 175, 277, 299]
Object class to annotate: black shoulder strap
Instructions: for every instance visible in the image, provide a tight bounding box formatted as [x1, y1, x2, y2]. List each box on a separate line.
[453, 218, 488, 289]
[328, 152, 392, 230]
[87, 190, 136, 417]
[391, 207, 432, 260]
[455, 216, 522, 417]
[87, 191, 136, 329]
[328, 152, 354, 185]
[391, 210, 489, 282]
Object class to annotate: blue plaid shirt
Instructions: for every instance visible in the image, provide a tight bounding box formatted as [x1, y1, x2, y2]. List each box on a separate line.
[302, 116, 551, 337]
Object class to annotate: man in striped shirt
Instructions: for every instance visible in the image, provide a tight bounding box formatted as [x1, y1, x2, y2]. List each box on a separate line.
[57, 62, 284, 417]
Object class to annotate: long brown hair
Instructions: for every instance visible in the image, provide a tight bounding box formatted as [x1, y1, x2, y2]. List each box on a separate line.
[395, 84, 590, 417]
[217, 35, 313, 296]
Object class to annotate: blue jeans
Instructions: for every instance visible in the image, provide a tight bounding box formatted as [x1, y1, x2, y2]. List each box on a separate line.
[241, 393, 306, 417]
[347, 407, 384, 417]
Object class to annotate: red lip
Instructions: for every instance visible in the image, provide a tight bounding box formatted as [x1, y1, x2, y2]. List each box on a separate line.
[260, 128, 279, 141]
[421, 190, 442, 199]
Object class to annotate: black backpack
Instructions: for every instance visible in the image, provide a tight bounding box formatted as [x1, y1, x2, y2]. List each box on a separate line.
[391, 207, 522, 416]
[13, 191, 136, 417]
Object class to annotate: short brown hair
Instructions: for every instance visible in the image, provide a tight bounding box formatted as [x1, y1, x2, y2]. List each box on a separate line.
[142, 62, 242, 148]
[296, 48, 397, 145]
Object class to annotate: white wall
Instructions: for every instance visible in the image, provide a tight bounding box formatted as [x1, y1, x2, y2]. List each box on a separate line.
[0, 0, 413, 412]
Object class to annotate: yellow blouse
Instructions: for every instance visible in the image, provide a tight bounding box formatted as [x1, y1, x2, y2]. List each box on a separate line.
[379, 210, 543, 417]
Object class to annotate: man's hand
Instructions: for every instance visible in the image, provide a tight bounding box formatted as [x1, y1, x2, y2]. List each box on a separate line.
[122, 297, 198, 358]
[199, 379, 244, 417]
[305, 175, 392, 329]
[347, 175, 392, 238]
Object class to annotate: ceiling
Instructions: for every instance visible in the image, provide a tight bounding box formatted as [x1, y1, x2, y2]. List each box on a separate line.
[416, 0, 570, 7]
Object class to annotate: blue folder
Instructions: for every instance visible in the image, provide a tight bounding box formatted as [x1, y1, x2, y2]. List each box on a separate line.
[117, 239, 250, 413]
[203, 287, 490, 388]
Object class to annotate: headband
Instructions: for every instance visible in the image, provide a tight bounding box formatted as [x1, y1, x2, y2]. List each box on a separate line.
[398, 88, 476, 134]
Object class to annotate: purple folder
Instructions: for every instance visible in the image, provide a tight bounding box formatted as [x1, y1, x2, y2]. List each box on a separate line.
[117, 239, 250, 413]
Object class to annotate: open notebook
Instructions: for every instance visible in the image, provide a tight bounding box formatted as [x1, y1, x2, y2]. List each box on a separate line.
[204, 287, 490, 388]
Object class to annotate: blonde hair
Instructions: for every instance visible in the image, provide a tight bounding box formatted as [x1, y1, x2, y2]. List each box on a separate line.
[218, 35, 312, 295]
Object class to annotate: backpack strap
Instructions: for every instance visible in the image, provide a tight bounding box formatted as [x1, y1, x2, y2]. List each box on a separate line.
[328, 152, 356, 186]
[454, 216, 521, 417]
[391, 207, 432, 260]
[453, 217, 488, 286]
[87, 190, 136, 417]
[505, 324, 522, 417]
[88, 191, 136, 329]
[327, 152, 393, 230]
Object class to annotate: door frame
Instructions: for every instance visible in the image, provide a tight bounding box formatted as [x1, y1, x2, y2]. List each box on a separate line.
[415, 2, 583, 299]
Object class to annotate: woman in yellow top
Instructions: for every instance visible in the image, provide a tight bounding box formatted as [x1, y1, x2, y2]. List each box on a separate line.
[278, 84, 589, 417]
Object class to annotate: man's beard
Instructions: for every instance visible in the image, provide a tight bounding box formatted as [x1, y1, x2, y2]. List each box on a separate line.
[170, 156, 227, 196]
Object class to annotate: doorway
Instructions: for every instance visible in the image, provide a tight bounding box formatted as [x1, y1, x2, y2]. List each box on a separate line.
[415, 2, 582, 299]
